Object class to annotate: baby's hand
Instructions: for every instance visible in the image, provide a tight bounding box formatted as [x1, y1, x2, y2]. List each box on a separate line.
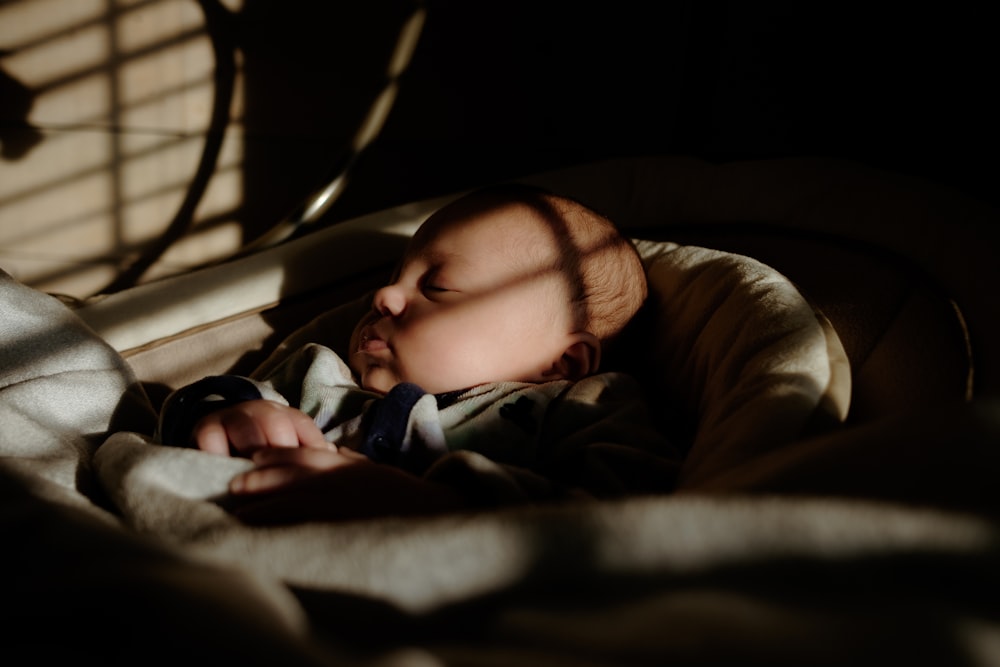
[227, 446, 465, 524]
[229, 445, 369, 494]
[192, 399, 330, 456]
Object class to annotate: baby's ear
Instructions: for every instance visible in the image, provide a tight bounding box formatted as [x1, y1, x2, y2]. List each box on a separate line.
[551, 333, 601, 381]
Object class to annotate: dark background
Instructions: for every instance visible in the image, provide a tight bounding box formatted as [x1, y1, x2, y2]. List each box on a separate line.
[234, 0, 996, 239]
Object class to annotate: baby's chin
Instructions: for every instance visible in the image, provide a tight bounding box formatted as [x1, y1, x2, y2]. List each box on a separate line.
[359, 368, 457, 395]
[352, 357, 469, 395]
[355, 365, 397, 395]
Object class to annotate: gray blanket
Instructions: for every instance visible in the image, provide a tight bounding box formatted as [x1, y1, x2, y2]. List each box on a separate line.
[4, 268, 1000, 666]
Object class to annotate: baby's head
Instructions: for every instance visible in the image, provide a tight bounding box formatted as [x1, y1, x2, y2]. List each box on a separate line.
[349, 184, 647, 394]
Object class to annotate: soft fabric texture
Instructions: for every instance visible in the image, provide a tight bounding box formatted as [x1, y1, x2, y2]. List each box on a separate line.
[634, 240, 850, 487]
[0, 269, 154, 516]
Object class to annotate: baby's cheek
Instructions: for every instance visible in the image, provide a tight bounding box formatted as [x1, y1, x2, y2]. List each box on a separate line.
[397, 337, 472, 391]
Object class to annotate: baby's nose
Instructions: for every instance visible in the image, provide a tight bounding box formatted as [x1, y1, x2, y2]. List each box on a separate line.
[372, 284, 406, 317]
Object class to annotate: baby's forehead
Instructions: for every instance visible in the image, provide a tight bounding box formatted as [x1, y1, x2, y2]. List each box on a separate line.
[423, 199, 564, 240]
[398, 214, 564, 285]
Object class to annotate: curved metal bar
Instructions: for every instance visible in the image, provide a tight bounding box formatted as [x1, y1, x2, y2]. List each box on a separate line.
[97, 1, 427, 289]
[234, 2, 427, 257]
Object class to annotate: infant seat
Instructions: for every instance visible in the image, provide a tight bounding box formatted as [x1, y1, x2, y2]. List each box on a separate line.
[77, 155, 989, 489]
[3, 154, 999, 665]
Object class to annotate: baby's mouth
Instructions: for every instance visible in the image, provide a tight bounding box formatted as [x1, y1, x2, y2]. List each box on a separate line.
[359, 324, 389, 353]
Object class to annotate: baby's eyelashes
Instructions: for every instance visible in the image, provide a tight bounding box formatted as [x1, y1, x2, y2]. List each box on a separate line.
[418, 269, 456, 298]
[421, 283, 465, 302]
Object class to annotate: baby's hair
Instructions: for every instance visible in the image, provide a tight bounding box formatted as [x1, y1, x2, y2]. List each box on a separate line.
[541, 190, 647, 345]
[424, 183, 647, 346]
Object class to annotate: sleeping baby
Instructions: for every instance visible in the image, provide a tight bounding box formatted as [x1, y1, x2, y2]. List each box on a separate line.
[157, 184, 680, 522]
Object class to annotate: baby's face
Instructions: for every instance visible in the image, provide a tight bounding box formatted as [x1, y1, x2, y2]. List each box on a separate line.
[348, 206, 576, 394]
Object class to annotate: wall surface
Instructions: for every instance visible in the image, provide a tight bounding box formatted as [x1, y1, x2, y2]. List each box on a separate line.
[1, 0, 995, 298]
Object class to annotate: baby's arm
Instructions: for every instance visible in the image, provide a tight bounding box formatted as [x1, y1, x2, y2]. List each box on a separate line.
[192, 399, 331, 456]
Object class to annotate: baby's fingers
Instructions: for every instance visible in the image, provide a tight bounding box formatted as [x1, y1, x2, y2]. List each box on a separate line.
[230, 465, 312, 495]
[229, 446, 360, 495]
[289, 410, 332, 449]
[248, 445, 352, 471]
[192, 417, 232, 456]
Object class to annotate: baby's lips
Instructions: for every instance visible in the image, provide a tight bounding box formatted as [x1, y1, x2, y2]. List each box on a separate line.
[359, 324, 389, 352]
